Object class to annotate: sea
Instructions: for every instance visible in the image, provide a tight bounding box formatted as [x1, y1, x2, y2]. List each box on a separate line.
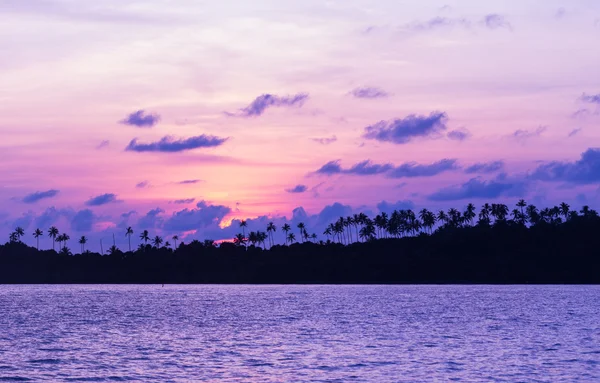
[0, 285, 598, 382]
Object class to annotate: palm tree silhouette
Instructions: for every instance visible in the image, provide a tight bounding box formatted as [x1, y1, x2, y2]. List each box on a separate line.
[203, 239, 215, 247]
[9, 232, 18, 243]
[14, 227, 25, 242]
[234, 233, 246, 247]
[297, 222, 306, 243]
[172, 235, 179, 249]
[282, 224, 291, 245]
[79, 236, 87, 253]
[287, 233, 296, 244]
[257, 231, 268, 249]
[48, 226, 59, 251]
[152, 236, 163, 248]
[323, 227, 332, 242]
[248, 231, 258, 247]
[140, 230, 150, 248]
[126, 227, 134, 252]
[266, 222, 276, 247]
[33, 228, 43, 250]
[559, 202, 570, 222]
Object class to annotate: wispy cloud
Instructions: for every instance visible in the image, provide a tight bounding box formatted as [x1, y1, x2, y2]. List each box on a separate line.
[447, 129, 471, 141]
[172, 198, 196, 204]
[464, 161, 505, 174]
[315, 159, 457, 179]
[580, 93, 600, 104]
[85, 193, 120, 206]
[136, 181, 150, 189]
[227, 93, 309, 117]
[119, 110, 161, 128]
[568, 128, 582, 138]
[22, 189, 60, 204]
[96, 140, 110, 150]
[512, 126, 547, 141]
[285, 185, 308, 194]
[177, 179, 202, 185]
[312, 135, 337, 145]
[350, 87, 389, 99]
[363, 112, 448, 145]
[126, 135, 228, 153]
[483, 14, 512, 30]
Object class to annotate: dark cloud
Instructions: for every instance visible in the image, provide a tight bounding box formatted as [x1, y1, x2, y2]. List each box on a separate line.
[22, 189, 60, 204]
[285, 185, 308, 194]
[428, 177, 525, 201]
[387, 159, 458, 178]
[317, 202, 353, 225]
[316, 159, 457, 178]
[71, 209, 94, 232]
[350, 87, 389, 99]
[529, 148, 600, 184]
[447, 129, 471, 141]
[96, 140, 110, 149]
[173, 198, 196, 204]
[163, 201, 231, 232]
[177, 179, 202, 185]
[464, 161, 504, 174]
[377, 200, 415, 214]
[580, 93, 600, 104]
[85, 193, 119, 206]
[119, 110, 160, 128]
[483, 14, 512, 30]
[228, 93, 309, 117]
[568, 128, 582, 138]
[512, 126, 547, 141]
[312, 136, 337, 145]
[136, 181, 150, 189]
[363, 112, 448, 144]
[126, 135, 228, 153]
[137, 208, 165, 230]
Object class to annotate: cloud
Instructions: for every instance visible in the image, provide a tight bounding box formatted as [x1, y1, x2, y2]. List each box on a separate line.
[136, 181, 150, 189]
[85, 193, 119, 206]
[572, 109, 591, 119]
[377, 200, 415, 214]
[447, 129, 471, 141]
[350, 87, 389, 99]
[464, 161, 504, 174]
[125, 135, 228, 153]
[428, 177, 525, 201]
[512, 126, 547, 141]
[483, 14, 512, 30]
[363, 111, 448, 144]
[71, 209, 94, 232]
[317, 202, 353, 225]
[228, 93, 309, 117]
[96, 140, 110, 149]
[387, 159, 458, 178]
[580, 93, 600, 104]
[177, 179, 202, 185]
[173, 198, 196, 204]
[137, 208, 165, 230]
[315, 159, 457, 178]
[119, 110, 161, 128]
[312, 136, 337, 145]
[529, 148, 600, 184]
[163, 201, 231, 232]
[22, 189, 60, 204]
[286, 185, 308, 194]
[555, 7, 566, 19]
[403, 17, 471, 32]
[568, 128, 582, 138]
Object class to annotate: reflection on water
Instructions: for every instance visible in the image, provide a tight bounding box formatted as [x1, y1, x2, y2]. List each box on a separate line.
[0, 285, 599, 382]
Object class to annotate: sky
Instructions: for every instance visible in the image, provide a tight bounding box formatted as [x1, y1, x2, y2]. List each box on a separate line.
[1, 0, 600, 251]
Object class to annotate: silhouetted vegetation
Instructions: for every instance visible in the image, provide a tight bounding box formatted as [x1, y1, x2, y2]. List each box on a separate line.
[1, 201, 599, 284]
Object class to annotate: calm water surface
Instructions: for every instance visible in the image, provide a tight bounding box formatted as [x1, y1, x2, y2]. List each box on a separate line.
[0, 285, 599, 382]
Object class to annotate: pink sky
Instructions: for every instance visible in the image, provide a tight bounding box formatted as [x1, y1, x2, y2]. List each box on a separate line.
[1, 0, 600, 250]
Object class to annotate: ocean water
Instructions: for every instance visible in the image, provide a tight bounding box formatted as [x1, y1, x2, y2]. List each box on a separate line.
[0, 285, 598, 382]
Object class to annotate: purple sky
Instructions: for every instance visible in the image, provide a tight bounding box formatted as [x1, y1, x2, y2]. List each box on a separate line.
[1, 0, 600, 251]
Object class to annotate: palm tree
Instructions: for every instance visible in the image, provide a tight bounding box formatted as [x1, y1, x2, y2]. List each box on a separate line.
[257, 231, 268, 249]
[140, 230, 150, 247]
[248, 231, 258, 247]
[297, 222, 306, 243]
[310, 233, 317, 242]
[152, 235, 163, 248]
[203, 239, 215, 247]
[48, 226, 58, 250]
[559, 202, 570, 222]
[266, 222, 276, 247]
[323, 227, 332, 242]
[165, 241, 171, 249]
[9, 232, 18, 243]
[517, 199, 527, 217]
[126, 227, 134, 252]
[233, 233, 246, 247]
[239, 220, 247, 237]
[78, 236, 87, 253]
[172, 235, 179, 249]
[33, 228, 43, 250]
[282, 223, 291, 244]
[14, 227, 25, 242]
[107, 245, 119, 255]
[463, 203, 476, 227]
[287, 233, 296, 244]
